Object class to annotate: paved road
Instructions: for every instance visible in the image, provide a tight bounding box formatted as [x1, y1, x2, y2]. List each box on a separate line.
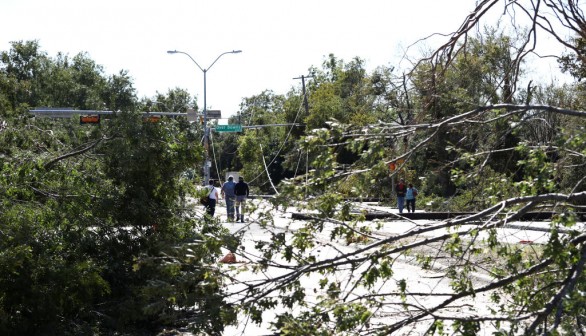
[205, 200, 551, 335]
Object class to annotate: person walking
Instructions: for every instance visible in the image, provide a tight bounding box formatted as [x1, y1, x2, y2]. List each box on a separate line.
[206, 179, 220, 217]
[234, 176, 250, 223]
[406, 183, 418, 213]
[395, 178, 407, 214]
[221, 176, 237, 222]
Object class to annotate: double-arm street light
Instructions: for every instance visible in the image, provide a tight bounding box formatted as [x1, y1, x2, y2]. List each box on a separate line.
[167, 49, 242, 186]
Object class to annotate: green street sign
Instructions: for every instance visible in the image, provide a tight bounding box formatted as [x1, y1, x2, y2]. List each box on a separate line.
[216, 124, 242, 132]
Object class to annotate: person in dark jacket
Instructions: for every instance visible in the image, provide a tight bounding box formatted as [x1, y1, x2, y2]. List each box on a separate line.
[234, 176, 250, 223]
[395, 178, 406, 214]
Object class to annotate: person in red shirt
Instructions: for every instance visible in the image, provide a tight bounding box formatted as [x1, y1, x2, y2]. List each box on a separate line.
[395, 178, 406, 213]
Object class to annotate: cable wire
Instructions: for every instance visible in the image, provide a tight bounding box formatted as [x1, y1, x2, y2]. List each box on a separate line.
[260, 143, 280, 195]
[293, 148, 303, 179]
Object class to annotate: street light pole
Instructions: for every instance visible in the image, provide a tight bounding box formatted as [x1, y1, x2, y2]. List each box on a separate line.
[167, 49, 242, 186]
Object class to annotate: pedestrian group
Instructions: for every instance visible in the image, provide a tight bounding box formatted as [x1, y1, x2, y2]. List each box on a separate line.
[206, 174, 418, 219]
[395, 178, 418, 213]
[205, 175, 250, 223]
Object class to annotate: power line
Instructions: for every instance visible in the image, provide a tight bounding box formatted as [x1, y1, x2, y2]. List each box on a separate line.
[246, 75, 313, 187]
[247, 96, 305, 185]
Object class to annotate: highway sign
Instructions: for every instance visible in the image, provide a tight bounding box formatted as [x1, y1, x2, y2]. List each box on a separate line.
[216, 124, 242, 132]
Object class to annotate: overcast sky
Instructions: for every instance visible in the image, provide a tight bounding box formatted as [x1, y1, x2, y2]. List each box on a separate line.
[1, 0, 568, 118]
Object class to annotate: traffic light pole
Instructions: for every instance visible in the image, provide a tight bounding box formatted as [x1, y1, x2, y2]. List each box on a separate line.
[203, 69, 210, 186]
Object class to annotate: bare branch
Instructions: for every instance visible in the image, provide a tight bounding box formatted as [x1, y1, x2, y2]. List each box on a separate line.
[526, 243, 586, 334]
[43, 136, 108, 170]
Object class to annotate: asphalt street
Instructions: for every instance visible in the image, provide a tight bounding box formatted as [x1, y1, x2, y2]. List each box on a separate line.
[201, 200, 558, 335]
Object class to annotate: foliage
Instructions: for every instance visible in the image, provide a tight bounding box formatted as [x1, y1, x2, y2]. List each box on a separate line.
[222, 2, 586, 335]
[0, 41, 234, 335]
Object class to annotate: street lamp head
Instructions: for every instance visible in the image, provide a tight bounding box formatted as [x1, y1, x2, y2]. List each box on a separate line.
[167, 50, 178, 54]
[232, 50, 242, 54]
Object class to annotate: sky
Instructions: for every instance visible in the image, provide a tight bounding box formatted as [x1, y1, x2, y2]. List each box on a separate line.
[1, 0, 568, 119]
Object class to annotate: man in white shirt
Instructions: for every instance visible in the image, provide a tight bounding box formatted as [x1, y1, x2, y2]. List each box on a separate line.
[206, 179, 220, 217]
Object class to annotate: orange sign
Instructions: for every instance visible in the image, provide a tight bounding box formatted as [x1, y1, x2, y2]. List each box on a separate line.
[143, 115, 161, 123]
[80, 115, 100, 124]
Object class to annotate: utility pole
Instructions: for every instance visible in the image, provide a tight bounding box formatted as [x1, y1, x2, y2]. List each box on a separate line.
[293, 74, 313, 115]
[293, 74, 313, 197]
